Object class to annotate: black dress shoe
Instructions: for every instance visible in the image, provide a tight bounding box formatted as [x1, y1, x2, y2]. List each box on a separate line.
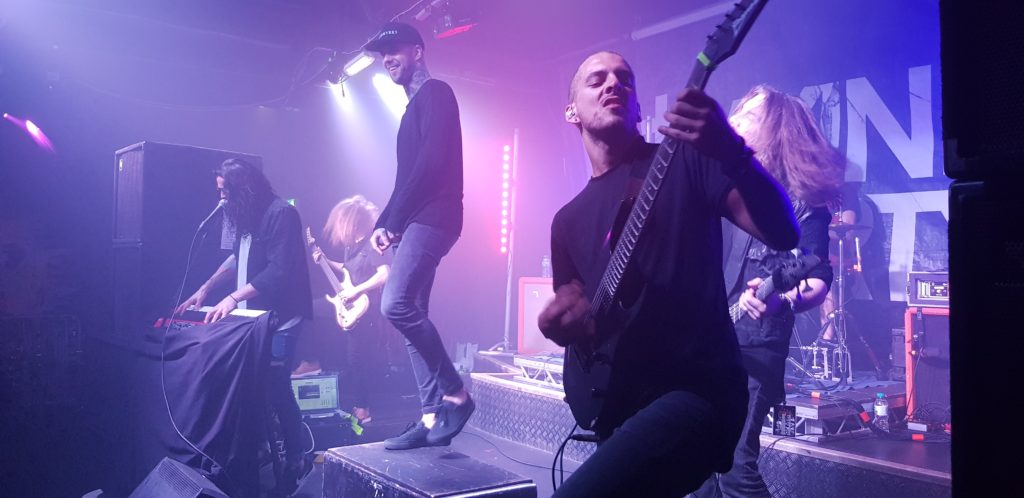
[384, 421, 450, 450]
[426, 396, 475, 444]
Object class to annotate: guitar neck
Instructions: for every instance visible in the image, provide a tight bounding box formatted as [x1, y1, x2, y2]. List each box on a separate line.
[592, 0, 767, 316]
[315, 245, 343, 293]
[594, 138, 677, 314]
[593, 60, 715, 314]
[686, 57, 712, 91]
[729, 275, 776, 323]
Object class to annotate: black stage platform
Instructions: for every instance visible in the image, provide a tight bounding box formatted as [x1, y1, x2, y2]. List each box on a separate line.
[300, 367, 949, 497]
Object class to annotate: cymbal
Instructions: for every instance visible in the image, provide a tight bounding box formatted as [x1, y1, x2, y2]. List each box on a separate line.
[828, 223, 871, 234]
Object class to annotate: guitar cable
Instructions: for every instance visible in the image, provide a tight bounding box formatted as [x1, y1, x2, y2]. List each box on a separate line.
[552, 423, 588, 492]
[161, 222, 236, 489]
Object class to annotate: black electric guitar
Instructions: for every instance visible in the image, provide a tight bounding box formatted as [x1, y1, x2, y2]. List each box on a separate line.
[729, 254, 821, 323]
[562, 0, 770, 432]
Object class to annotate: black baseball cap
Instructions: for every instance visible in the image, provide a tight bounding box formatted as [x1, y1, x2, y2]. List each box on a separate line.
[364, 22, 425, 53]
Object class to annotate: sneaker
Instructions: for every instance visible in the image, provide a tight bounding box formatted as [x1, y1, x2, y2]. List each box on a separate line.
[353, 407, 372, 425]
[384, 421, 450, 450]
[291, 360, 322, 378]
[426, 395, 475, 444]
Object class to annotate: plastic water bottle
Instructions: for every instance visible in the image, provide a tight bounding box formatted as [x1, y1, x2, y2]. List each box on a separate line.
[541, 255, 552, 278]
[873, 392, 890, 431]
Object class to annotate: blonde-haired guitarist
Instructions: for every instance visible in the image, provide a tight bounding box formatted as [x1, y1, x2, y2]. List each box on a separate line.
[299, 195, 390, 424]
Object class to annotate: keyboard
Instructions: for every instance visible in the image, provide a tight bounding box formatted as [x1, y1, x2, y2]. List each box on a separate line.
[152, 307, 268, 330]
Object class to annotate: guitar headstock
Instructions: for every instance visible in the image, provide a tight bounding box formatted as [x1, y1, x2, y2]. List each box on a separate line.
[305, 227, 317, 247]
[688, 0, 769, 89]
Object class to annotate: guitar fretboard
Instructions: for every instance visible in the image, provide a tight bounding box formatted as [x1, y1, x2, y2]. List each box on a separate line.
[729, 275, 776, 323]
[592, 61, 712, 317]
[316, 246, 343, 293]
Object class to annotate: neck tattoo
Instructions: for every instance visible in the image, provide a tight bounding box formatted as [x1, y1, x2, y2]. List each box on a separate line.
[406, 66, 431, 99]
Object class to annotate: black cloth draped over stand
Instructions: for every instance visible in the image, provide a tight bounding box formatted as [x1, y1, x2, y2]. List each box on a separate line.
[127, 313, 275, 497]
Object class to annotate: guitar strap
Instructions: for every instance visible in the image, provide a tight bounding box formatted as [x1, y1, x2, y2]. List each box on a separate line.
[621, 140, 652, 204]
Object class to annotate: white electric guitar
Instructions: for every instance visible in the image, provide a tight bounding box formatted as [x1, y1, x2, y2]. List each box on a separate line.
[306, 227, 370, 331]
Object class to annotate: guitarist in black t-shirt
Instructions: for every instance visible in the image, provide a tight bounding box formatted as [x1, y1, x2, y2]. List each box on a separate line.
[538, 50, 799, 497]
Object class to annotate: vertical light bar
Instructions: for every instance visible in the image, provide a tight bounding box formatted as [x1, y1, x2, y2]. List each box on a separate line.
[501, 128, 521, 352]
[500, 143, 512, 253]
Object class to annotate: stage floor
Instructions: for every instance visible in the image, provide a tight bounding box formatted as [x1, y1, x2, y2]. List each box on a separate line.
[293, 371, 949, 497]
[290, 390, 577, 497]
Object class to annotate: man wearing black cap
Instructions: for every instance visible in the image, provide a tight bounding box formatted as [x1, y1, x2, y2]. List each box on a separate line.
[363, 22, 474, 450]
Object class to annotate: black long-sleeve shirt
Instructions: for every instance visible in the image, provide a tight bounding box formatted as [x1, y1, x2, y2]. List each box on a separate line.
[376, 79, 463, 236]
[233, 198, 313, 321]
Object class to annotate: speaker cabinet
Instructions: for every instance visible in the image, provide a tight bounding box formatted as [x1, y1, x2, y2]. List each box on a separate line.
[949, 180, 1024, 494]
[517, 277, 561, 354]
[129, 457, 229, 498]
[941, 2, 1024, 179]
[112, 142, 261, 337]
[904, 307, 949, 424]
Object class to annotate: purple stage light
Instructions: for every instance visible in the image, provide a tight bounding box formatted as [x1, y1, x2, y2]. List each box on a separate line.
[3, 113, 54, 152]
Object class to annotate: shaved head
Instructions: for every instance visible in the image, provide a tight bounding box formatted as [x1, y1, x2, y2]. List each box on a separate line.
[564, 51, 641, 136]
[568, 51, 634, 104]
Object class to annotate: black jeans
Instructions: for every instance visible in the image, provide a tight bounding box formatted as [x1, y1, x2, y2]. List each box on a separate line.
[380, 223, 463, 414]
[344, 315, 386, 409]
[692, 346, 786, 498]
[553, 388, 747, 498]
[267, 324, 305, 462]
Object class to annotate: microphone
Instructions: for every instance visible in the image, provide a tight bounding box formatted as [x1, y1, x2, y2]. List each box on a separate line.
[198, 199, 227, 231]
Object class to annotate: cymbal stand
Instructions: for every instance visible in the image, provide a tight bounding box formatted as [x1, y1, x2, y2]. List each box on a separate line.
[821, 233, 853, 384]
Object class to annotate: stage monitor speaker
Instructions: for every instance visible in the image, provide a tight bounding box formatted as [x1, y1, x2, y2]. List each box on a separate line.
[949, 180, 1024, 494]
[112, 142, 262, 338]
[517, 277, 561, 355]
[941, 2, 1024, 179]
[903, 308, 949, 424]
[129, 457, 229, 498]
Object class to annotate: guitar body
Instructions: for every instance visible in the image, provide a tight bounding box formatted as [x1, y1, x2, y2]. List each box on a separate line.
[563, 335, 619, 432]
[326, 267, 371, 330]
[563, 293, 644, 432]
[306, 227, 372, 332]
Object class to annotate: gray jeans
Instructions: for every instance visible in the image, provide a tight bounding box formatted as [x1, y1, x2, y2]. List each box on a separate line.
[380, 223, 463, 414]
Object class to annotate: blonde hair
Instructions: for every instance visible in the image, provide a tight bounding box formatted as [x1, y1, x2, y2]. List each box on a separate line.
[322, 195, 380, 249]
[735, 85, 845, 207]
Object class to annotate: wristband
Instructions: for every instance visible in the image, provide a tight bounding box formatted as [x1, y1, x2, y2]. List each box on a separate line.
[778, 293, 794, 310]
[228, 294, 239, 304]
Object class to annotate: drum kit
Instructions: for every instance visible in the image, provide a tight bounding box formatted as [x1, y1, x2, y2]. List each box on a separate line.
[788, 221, 872, 385]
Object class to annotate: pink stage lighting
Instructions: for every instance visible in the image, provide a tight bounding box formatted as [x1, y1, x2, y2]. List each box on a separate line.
[500, 143, 511, 253]
[3, 114, 55, 152]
